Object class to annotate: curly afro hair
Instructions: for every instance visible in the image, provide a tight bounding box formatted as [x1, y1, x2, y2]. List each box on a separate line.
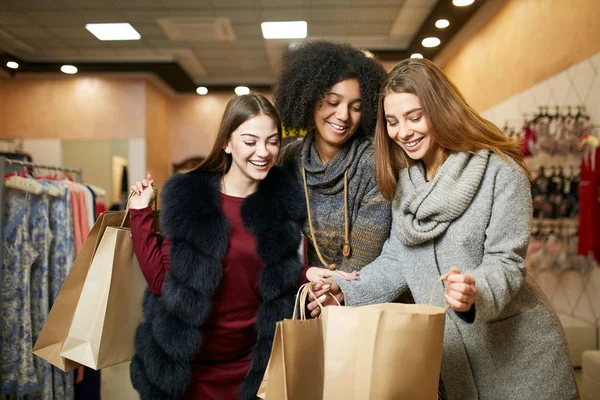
[273, 41, 386, 138]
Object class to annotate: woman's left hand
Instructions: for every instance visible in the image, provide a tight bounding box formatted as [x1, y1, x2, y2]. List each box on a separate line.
[444, 267, 477, 312]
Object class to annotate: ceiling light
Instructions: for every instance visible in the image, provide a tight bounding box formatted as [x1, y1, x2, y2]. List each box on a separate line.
[410, 53, 424, 59]
[6, 61, 19, 69]
[422, 37, 441, 48]
[235, 86, 250, 95]
[435, 19, 450, 29]
[261, 21, 307, 39]
[196, 86, 208, 95]
[85, 23, 141, 41]
[453, 0, 475, 6]
[61, 65, 78, 74]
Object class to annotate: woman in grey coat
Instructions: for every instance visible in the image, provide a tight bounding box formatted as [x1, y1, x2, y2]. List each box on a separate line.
[308, 59, 578, 399]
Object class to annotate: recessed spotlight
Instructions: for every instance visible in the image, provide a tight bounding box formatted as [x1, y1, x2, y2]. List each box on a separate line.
[196, 86, 208, 95]
[235, 86, 250, 95]
[453, 0, 475, 6]
[422, 37, 441, 48]
[435, 19, 450, 29]
[261, 21, 307, 39]
[6, 61, 19, 69]
[410, 53, 424, 59]
[61, 65, 78, 74]
[86, 23, 141, 41]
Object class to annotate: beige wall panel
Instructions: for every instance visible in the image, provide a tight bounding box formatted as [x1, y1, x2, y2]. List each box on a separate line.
[443, 0, 600, 111]
[0, 77, 146, 139]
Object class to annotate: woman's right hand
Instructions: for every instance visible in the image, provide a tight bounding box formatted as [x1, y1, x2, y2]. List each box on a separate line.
[305, 266, 359, 283]
[129, 172, 156, 209]
[306, 278, 344, 318]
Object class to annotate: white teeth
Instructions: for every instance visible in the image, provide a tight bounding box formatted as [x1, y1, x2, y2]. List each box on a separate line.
[328, 122, 346, 130]
[250, 161, 268, 167]
[405, 138, 423, 148]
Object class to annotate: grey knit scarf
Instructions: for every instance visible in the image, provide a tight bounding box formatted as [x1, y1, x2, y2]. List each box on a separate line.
[299, 132, 371, 195]
[395, 150, 490, 246]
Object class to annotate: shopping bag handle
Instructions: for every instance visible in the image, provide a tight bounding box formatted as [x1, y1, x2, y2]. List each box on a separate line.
[429, 267, 461, 310]
[121, 184, 158, 228]
[293, 282, 341, 321]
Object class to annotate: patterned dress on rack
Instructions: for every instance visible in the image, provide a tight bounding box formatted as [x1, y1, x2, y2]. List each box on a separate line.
[0, 190, 40, 396]
[45, 182, 76, 400]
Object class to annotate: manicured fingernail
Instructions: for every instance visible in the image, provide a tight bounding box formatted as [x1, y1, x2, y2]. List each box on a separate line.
[315, 284, 321, 290]
[324, 284, 331, 290]
[319, 295, 326, 301]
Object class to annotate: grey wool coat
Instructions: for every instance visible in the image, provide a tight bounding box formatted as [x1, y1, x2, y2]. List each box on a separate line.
[335, 152, 578, 400]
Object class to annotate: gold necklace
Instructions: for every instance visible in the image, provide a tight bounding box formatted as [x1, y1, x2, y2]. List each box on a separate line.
[302, 167, 351, 270]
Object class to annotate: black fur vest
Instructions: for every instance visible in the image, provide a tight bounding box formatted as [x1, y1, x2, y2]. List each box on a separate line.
[130, 166, 306, 399]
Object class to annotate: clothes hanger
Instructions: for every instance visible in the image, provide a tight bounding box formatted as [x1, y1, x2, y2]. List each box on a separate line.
[4, 171, 45, 195]
[34, 165, 62, 198]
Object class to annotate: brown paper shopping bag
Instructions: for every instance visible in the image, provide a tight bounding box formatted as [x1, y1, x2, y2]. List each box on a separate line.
[33, 211, 127, 371]
[320, 279, 448, 400]
[257, 283, 326, 400]
[59, 224, 146, 369]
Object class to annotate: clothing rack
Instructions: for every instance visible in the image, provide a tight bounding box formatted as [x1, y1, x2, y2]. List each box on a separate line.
[0, 156, 82, 287]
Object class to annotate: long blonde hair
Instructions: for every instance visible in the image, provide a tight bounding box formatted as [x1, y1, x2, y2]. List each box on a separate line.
[195, 94, 282, 173]
[374, 58, 528, 201]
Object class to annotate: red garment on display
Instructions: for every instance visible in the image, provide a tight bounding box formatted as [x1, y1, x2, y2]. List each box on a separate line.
[519, 126, 537, 158]
[578, 147, 600, 263]
[130, 194, 266, 400]
[95, 200, 107, 218]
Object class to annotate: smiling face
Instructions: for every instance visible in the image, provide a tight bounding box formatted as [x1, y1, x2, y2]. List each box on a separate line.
[224, 114, 280, 182]
[313, 79, 363, 150]
[383, 91, 443, 171]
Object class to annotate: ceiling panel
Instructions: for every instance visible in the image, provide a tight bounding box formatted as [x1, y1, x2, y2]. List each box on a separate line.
[0, 0, 484, 92]
[120, 9, 171, 23]
[0, 11, 36, 25]
[3, 26, 50, 39]
[48, 26, 95, 39]
[231, 24, 263, 39]
[162, 0, 213, 7]
[259, 9, 305, 21]
[22, 38, 70, 49]
[131, 24, 169, 39]
[213, 10, 260, 24]
[27, 10, 89, 26]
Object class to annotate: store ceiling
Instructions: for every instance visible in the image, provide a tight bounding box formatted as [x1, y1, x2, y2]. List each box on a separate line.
[0, 0, 484, 93]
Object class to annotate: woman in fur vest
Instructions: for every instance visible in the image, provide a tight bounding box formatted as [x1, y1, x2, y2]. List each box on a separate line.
[127, 94, 348, 399]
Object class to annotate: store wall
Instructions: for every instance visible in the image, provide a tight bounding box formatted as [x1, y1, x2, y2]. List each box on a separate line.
[443, 0, 600, 112]
[62, 140, 118, 203]
[168, 92, 275, 166]
[0, 79, 3, 132]
[169, 93, 234, 166]
[0, 77, 146, 139]
[145, 83, 170, 200]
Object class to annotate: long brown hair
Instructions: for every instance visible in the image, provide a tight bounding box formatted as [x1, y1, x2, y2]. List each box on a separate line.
[374, 58, 528, 201]
[194, 93, 282, 173]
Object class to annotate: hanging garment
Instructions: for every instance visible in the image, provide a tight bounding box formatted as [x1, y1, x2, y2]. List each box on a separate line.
[26, 191, 54, 400]
[41, 181, 76, 400]
[0, 190, 40, 396]
[578, 147, 600, 262]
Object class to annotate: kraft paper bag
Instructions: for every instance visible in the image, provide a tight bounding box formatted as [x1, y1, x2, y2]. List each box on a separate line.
[258, 283, 325, 400]
[33, 211, 127, 371]
[59, 225, 146, 369]
[321, 302, 447, 400]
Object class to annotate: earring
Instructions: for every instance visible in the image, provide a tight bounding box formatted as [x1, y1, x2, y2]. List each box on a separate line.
[225, 148, 231, 154]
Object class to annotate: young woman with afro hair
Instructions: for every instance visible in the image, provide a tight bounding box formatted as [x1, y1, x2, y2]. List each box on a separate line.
[276, 41, 394, 287]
